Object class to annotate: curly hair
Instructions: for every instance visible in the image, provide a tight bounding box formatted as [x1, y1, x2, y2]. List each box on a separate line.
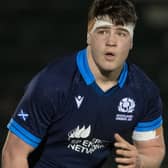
[88, 0, 138, 26]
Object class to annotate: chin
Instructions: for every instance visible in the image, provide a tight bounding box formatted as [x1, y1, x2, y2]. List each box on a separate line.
[102, 65, 117, 72]
[101, 67, 116, 73]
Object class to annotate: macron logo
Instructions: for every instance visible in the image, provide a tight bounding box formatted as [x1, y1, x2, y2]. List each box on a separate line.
[17, 109, 29, 121]
[68, 125, 91, 140]
[75, 96, 84, 109]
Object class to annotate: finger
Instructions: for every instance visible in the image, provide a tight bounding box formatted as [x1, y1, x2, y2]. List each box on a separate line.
[117, 164, 134, 168]
[114, 134, 135, 150]
[114, 142, 133, 150]
[114, 133, 129, 144]
[115, 157, 133, 165]
[116, 149, 134, 158]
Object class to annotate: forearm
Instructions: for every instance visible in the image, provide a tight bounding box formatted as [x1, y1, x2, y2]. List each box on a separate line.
[138, 147, 165, 168]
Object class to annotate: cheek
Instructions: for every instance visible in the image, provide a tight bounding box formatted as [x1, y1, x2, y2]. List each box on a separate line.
[90, 38, 98, 49]
[91, 38, 104, 50]
[87, 33, 95, 44]
[120, 41, 132, 53]
[89, 34, 102, 47]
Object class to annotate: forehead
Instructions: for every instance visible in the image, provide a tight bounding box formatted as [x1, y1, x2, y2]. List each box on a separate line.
[92, 19, 129, 33]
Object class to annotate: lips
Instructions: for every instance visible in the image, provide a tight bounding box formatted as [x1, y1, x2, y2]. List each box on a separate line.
[104, 52, 116, 60]
[105, 52, 115, 56]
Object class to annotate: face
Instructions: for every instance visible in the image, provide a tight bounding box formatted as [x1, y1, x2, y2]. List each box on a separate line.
[87, 17, 133, 73]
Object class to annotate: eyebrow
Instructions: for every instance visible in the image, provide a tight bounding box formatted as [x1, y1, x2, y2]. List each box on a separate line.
[115, 27, 129, 33]
[96, 26, 111, 30]
[95, 26, 129, 33]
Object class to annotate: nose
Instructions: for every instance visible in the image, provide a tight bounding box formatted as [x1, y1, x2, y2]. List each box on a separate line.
[106, 32, 117, 47]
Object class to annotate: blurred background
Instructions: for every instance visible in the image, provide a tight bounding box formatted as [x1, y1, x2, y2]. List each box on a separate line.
[0, 0, 167, 167]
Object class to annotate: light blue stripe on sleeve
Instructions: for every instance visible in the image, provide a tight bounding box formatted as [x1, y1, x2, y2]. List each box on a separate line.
[7, 119, 42, 148]
[135, 116, 163, 132]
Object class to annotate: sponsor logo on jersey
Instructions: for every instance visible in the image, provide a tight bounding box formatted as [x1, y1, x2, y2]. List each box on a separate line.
[67, 125, 104, 154]
[68, 125, 91, 140]
[17, 109, 29, 121]
[75, 95, 84, 109]
[116, 97, 135, 121]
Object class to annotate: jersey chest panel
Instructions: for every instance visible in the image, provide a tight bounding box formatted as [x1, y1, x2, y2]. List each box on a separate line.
[49, 83, 144, 146]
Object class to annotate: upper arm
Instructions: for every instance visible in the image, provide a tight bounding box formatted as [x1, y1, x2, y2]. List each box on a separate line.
[2, 131, 35, 157]
[6, 71, 58, 149]
[133, 126, 165, 155]
[133, 128, 165, 168]
[133, 84, 165, 150]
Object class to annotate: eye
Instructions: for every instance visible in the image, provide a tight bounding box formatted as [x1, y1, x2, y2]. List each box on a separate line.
[97, 29, 109, 35]
[117, 31, 127, 37]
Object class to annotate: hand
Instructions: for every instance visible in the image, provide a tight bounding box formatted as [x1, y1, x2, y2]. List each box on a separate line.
[114, 133, 142, 168]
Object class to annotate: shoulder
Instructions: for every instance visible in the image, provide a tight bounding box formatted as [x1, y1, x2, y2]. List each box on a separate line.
[41, 53, 77, 84]
[25, 52, 78, 97]
[127, 63, 160, 96]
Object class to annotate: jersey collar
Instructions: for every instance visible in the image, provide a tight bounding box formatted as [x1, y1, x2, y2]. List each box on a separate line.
[76, 48, 128, 88]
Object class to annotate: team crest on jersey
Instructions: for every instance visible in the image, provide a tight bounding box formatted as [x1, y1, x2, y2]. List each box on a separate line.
[116, 97, 135, 121]
[118, 97, 135, 113]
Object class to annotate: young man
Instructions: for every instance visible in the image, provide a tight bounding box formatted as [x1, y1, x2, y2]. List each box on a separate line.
[2, 0, 165, 167]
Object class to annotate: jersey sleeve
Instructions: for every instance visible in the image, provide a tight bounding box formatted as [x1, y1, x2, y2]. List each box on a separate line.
[132, 86, 163, 141]
[7, 72, 57, 148]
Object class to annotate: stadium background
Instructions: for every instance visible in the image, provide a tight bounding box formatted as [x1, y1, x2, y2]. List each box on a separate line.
[0, 0, 167, 167]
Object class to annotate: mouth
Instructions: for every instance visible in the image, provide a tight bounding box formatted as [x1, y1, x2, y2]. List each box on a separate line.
[105, 52, 115, 56]
[104, 52, 116, 60]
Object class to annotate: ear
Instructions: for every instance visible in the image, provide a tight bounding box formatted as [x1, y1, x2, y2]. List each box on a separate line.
[87, 33, 91, 45]
[130, 40, 133, 50]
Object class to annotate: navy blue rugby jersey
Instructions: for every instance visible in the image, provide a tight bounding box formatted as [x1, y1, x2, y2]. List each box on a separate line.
[7, 48, 163, 168]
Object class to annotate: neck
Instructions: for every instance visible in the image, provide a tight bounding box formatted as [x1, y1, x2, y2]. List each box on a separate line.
[87, 47, 123, 91]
